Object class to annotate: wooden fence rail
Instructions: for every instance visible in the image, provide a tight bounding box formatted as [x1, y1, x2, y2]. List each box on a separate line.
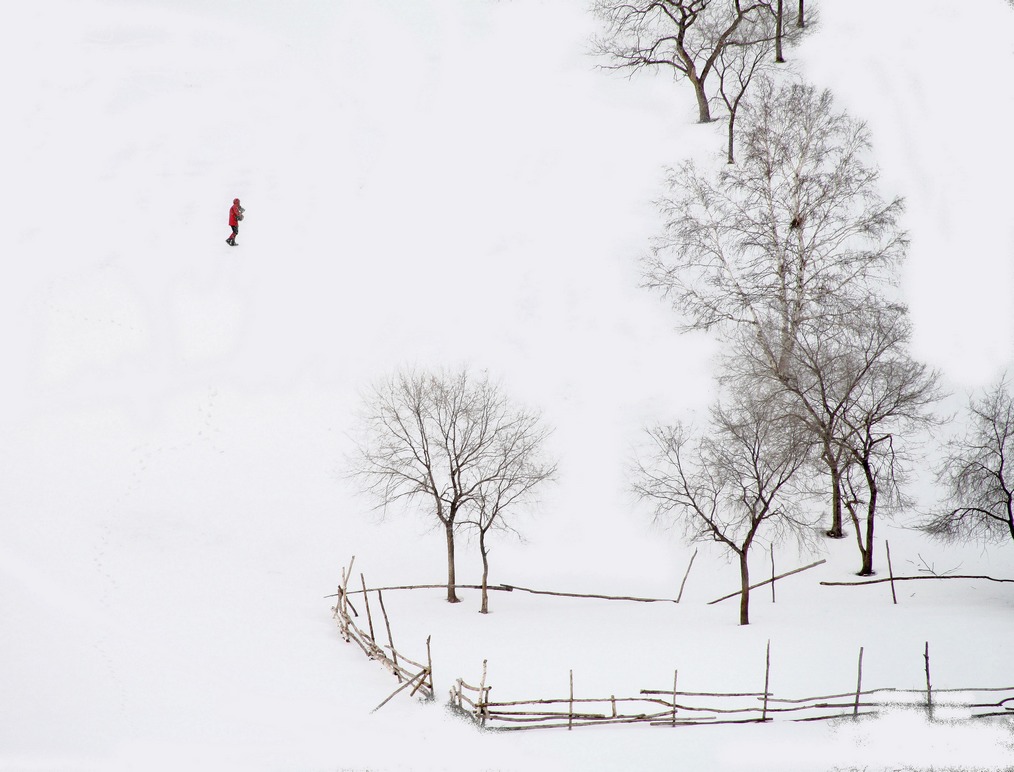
[449, 642, 1014, 732]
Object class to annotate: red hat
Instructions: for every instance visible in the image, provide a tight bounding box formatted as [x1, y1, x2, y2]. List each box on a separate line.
[234, 198, 240, 204]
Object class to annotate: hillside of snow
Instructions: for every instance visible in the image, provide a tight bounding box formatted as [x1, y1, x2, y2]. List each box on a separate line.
[2, 0, 1013, 770]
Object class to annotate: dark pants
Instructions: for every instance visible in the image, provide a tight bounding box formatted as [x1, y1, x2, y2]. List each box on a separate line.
[229, 225, 239, 243]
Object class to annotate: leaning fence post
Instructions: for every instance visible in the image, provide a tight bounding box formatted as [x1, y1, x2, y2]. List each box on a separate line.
[886, 540, 898, 605]
[761, 640, 771, 722]
[676, 549, 698, 603]
[924, 641, 933, 720]
[853, 646, 864, 718]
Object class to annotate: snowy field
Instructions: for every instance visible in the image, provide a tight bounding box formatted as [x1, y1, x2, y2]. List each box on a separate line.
[2, 0, 1013, 770]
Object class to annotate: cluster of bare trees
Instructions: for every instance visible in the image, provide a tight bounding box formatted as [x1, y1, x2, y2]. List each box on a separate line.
[350, 369, 556, 613]
[925, 376, 1014, 547]
[596, 1, 1013, 623]
[594, 0, 812, 161]
[346, 1, 1007, 629]
[633, 79, 944, 622]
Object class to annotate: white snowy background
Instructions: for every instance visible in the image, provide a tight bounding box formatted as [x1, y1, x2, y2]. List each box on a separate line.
[1, 0, 1013, 770]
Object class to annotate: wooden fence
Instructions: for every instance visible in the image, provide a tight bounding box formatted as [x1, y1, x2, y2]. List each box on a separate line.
[450, 642, 1014, 731]
[332, 557, 434, 709]
[331, 553, 1014, 726]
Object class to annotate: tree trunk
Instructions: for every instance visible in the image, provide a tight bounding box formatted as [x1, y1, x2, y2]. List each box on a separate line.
[775, 0, 785, 63]
[479, 530, 490, 614]
[859, 476, 878, 576]
[738, 551, 751, 625]
[691, 75, 712, 123]
[1006, 496, 1014, 542]
[827, 466, 845, 538]
[444, 521, 460, 602]
[726, 109, 736, 164]
[797, 0, 805, 28]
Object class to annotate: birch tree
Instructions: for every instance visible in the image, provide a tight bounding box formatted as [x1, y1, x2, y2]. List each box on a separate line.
[644, 81, 908, 538]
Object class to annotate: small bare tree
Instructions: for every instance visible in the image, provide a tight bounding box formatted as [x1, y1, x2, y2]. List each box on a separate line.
[634, 393, 814, 624]
[714, 20, 775, 163]
[593, 0, 776, 124]
[925, 376, 1014, 545]
[463, 423, 556, 614]
[351, 368, 553, 603]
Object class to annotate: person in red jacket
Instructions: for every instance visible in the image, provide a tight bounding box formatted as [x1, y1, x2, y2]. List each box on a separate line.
[226, 198, 245, 245]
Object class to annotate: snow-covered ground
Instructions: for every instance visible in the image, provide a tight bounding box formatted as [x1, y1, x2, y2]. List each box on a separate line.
[2, 0, 1013, 770]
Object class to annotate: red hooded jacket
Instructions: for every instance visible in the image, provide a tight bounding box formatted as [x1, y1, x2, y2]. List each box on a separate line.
[229, 199, 243, 227]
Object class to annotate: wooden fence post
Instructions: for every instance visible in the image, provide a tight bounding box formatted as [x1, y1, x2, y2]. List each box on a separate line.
[479, 659, 488, 726]
[377, 589, 400, 679]
[770, 548, 776, 603]
[426, 635, 434, 694]
[853, 646, 864, 718]
[924, 641, 933, 720]
[569, 670, 574, 731]
[343, 556, 356, 617]
[761, 640, 771, 722]
[886, 540, 898, 605]
[361, 573, 376, 643]
[671, 670, 678, 726]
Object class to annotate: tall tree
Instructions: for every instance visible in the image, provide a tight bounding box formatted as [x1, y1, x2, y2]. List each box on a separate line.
[644, 80, 907, 538]
[351, 369, 554, 603]
[634, 393, 813, 624]
[925, 376, 1014, 545]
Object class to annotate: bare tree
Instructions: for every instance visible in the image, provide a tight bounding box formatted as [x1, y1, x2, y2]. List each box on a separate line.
[714, 17, 775, 163]
[593, 0, 776, 124]
[644, 81, 907, 538]
[351, 368, 553, 603]
[925, 376, 1014, 546]
[634, 393, 814, 624]
[831, 307, 942, 574]
[729, 299, 941, 570]
[463, 421, 556, 614]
